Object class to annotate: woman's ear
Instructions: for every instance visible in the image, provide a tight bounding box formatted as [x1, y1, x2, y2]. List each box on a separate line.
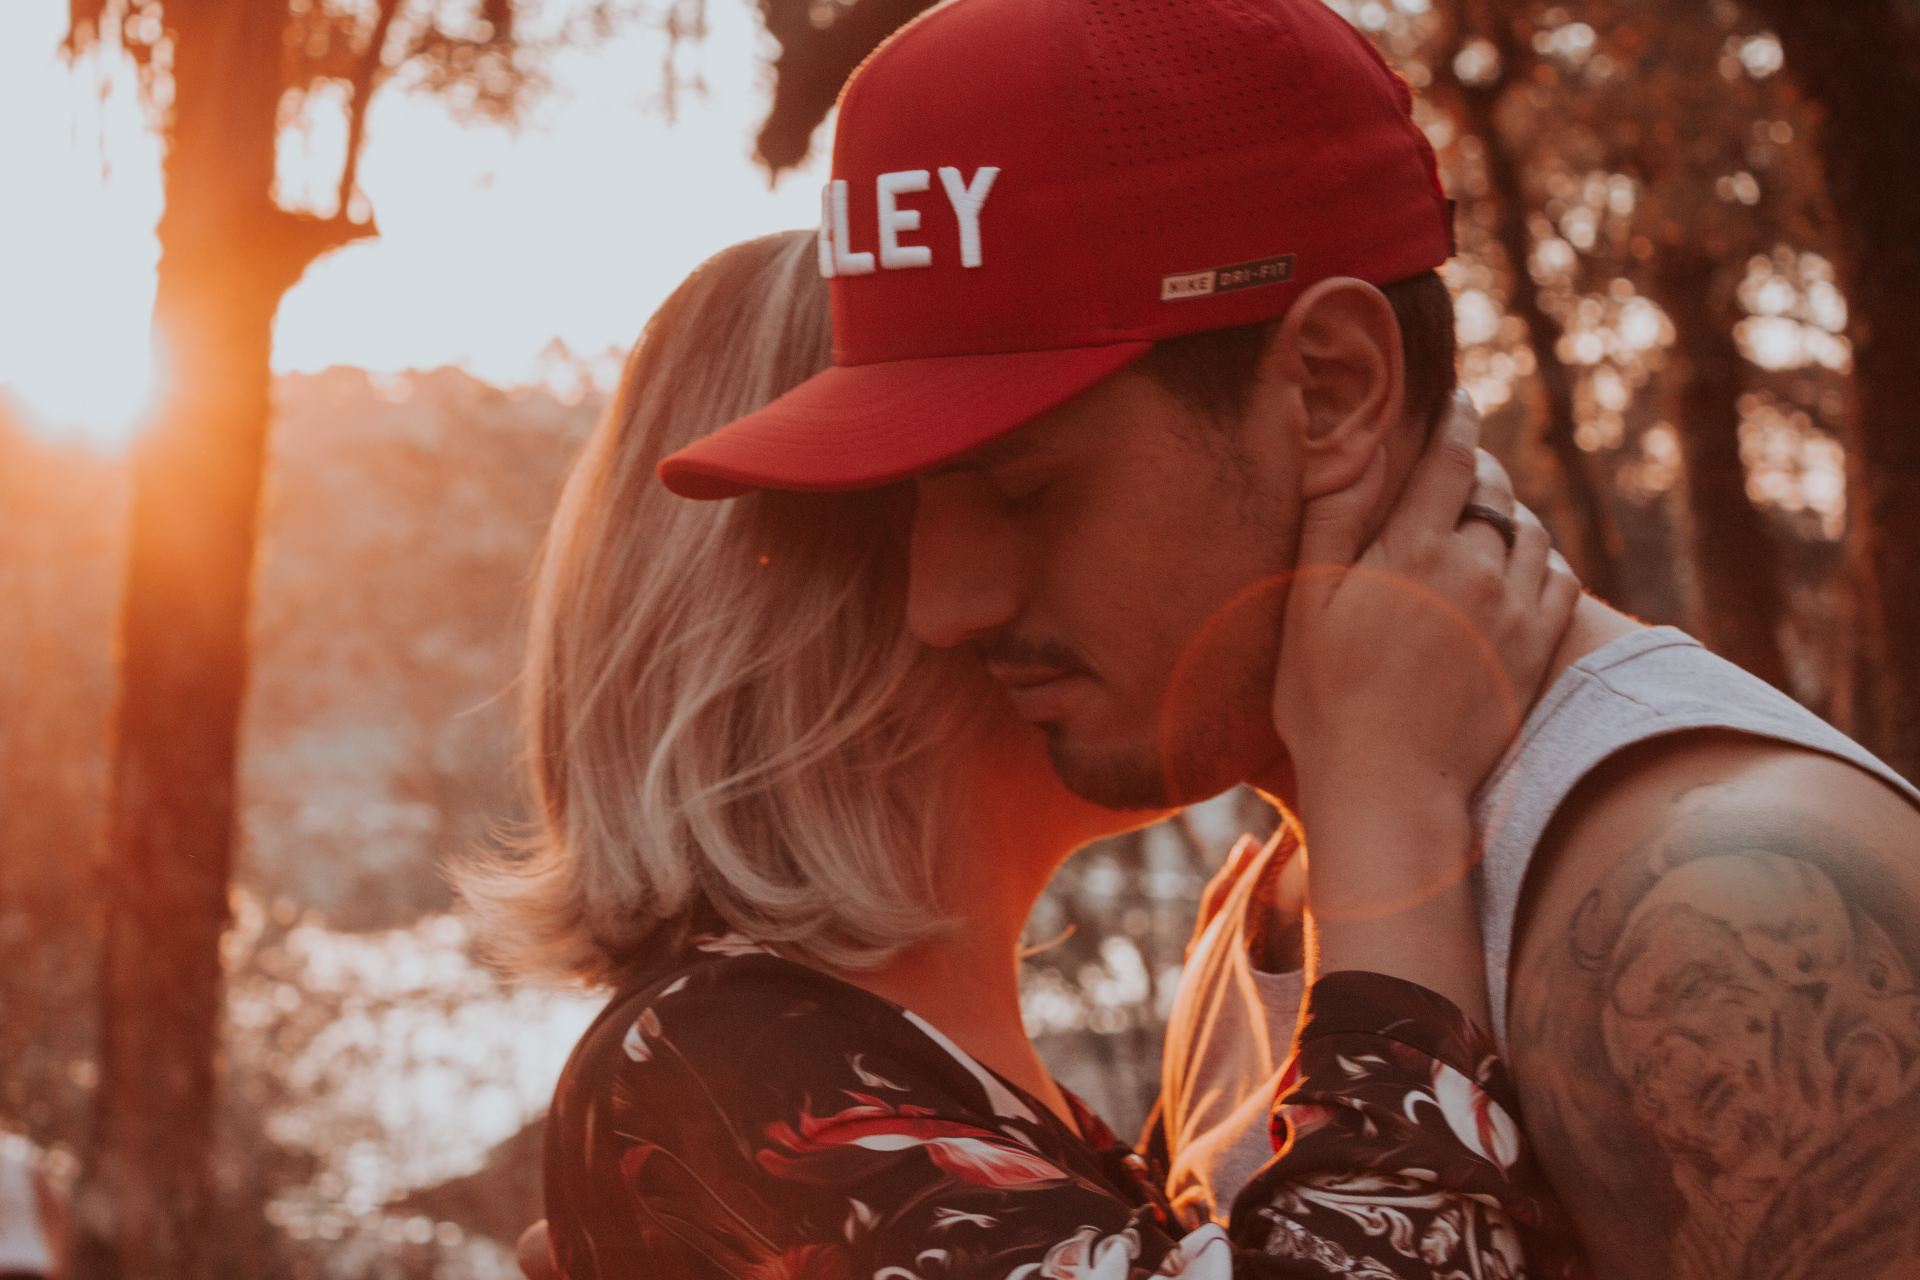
[1266, 277, 1405, 501]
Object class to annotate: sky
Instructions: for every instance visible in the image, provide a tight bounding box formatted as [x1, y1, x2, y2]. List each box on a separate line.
[0, 0, 832, 448]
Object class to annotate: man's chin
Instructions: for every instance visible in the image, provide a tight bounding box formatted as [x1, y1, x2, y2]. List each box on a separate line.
[1043, 730, 1245, 812]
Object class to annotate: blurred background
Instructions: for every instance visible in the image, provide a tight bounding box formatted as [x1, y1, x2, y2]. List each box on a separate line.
[2, 0, 1916, 1275]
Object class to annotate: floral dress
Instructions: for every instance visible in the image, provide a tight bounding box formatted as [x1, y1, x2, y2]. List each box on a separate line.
[543, 935, 1587, 1279]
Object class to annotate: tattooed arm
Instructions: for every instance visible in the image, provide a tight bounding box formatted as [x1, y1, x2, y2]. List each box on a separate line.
[1507, 731, 1920, 1280]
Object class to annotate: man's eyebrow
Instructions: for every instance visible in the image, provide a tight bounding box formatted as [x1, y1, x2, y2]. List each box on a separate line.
[923, 433, 1040, 478]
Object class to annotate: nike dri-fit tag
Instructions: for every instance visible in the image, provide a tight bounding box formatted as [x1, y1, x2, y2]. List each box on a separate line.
[1160, 254, 1297, 301]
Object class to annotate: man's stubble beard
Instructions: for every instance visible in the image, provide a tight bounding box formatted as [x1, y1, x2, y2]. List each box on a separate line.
[1042, 724, 1269, 811]
[1041, 729, 1183, 811]
[1041, 606, 1289, 811]
[1042, 441, 1299, 812]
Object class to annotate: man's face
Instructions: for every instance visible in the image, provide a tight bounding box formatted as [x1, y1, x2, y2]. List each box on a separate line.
[906, 365, 1304, 809]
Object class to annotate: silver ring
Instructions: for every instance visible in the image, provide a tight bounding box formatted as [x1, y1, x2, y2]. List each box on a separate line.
[1458, 502, 1518, 552]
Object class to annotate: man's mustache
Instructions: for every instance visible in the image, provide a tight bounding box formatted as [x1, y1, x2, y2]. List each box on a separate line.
[972, 636, 1095, 679]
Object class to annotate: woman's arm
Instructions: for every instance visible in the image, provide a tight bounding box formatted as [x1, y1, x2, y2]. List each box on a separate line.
[1241, 970, 1588, 1278]
[1271, 393, 1577, 1047]
[549, 953, 1584, 1279]
[1294, 799, 1489, 1031]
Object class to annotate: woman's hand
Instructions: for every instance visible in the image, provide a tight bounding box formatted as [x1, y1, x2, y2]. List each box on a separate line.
[1274, 390, 1577, 814]
[1270, 391, 1579, 1025]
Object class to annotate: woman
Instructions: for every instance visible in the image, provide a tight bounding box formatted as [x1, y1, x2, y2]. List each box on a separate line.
[463, 230, 1586, 1279]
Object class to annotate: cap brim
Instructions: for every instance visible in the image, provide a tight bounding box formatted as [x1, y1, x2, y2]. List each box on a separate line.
[658, 341, 1154, 499]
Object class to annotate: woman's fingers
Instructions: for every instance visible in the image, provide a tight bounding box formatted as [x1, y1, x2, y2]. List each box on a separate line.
[1374, 390, 1482, 556]
[1503, 531, 1581, 706]
[1542, 548, 1583, 645]
[1459, 447, 1522, 555]
[1294, 445, 1388, 575]
[1506, 503, 1552, 597]
[1299, 397, 1505, 586]
[1452, 510, 1515, 563]
[1287, 446, 1389, 645]
[1501, 505, 1559, 696]
[1469, 446, 1518, 521]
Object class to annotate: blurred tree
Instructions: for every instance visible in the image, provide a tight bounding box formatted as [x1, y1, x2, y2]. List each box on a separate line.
[1437, 0, 1625, 602]
[0, 420, 124, 1153]
[1565, 0, 1807, 693]
[58, 3, 632, 1276]
[1433, 0, 1836, 693]
[1738, 0, 1920, 778]
[753, 0, 938, 168]
[1656, 241, 1791, 692]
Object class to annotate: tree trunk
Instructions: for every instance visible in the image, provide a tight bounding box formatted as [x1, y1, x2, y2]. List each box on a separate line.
[1448, 4, 1625, 604]
[1652, 248, 1791, 691]
[71, 3, 371, 1275]
[1742, 0, 1920, 779]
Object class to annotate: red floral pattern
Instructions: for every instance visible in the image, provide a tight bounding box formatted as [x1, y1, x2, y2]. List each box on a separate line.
[543, 938, 1588, 1278]
[760, 1093, 1077, 1189]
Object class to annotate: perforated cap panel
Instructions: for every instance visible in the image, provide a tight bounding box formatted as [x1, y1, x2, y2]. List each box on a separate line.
[1075, 0, 1433, 248]
[1082, 0, 1299, 239]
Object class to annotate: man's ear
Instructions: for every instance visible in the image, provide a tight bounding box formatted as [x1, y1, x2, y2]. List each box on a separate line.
[1266, 277, 1405, 501]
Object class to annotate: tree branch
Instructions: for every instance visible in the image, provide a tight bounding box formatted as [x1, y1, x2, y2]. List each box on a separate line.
[335, 0, 405, 219]
[1439, 0, 1625, 601]
[261, 210, 380, 297]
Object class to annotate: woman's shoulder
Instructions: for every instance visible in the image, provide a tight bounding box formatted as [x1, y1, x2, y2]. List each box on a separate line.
[543, 938, 1178, 1280]
[546, 935, 1076, 1207]
[554, 933, 1060, 1149]
[556, 935, 954, 1114]
[544, 938, 998, 1274]
[572, 935, 889, 1055]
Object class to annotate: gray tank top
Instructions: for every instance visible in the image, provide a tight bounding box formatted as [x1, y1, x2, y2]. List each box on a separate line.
[1158, 624, 1920, 1222]
[1470, 625, 1920, 1053]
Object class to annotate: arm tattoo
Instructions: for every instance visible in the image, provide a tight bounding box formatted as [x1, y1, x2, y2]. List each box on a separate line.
[1512, 784, 1920, 1279]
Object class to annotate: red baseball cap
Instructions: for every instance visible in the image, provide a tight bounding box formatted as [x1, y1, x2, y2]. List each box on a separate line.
[659, 0, 1451, 500]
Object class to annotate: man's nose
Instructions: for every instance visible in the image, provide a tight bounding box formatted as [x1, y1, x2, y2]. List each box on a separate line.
[906, 487, 1021, 649]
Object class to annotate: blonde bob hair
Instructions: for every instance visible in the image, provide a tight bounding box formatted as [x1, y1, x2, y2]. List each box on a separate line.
[456, 230, 995, 986]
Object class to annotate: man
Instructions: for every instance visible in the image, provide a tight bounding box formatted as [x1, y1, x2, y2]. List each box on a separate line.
[660, 0, 1920, 1275]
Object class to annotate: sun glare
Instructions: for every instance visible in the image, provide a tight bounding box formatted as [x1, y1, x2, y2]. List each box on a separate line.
[8, 334, 161, 451]
[0, 9, 163, 451]
[0, 0, 825, 451]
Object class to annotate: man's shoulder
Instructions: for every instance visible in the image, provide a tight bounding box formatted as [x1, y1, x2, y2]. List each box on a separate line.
[1505, 727, 1920, 1278]
[1527, 727, 1917, 911]
[1513, 724, 1920, 1046]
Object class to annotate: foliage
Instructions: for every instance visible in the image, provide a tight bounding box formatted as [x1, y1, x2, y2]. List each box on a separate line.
[64, 0, 642, 126]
